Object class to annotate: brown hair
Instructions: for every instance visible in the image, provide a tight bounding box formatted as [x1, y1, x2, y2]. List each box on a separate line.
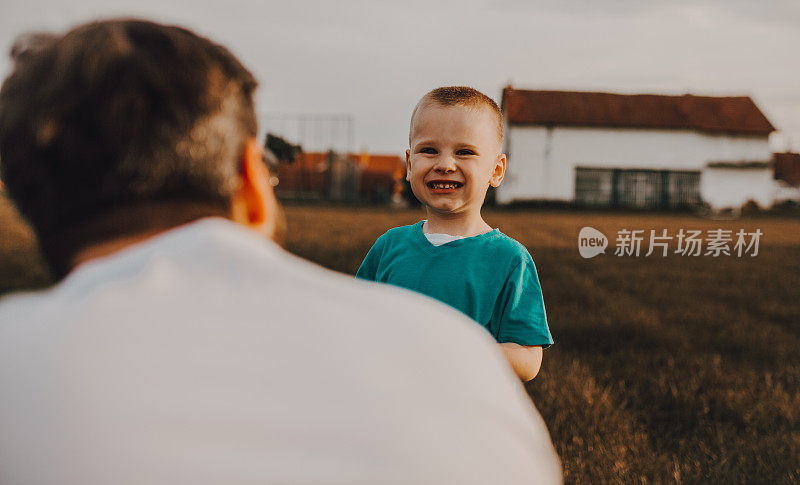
[0, 19, 258, 277]
[410, 86, 504, 144]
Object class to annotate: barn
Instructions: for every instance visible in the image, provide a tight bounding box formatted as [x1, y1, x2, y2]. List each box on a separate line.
[498, 87, 778, 210]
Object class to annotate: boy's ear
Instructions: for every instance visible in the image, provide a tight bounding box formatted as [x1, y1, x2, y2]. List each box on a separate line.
[405, 149, 412, 182]
[490, 153, 506, 187]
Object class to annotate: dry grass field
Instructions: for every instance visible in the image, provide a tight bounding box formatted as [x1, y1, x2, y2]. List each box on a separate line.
[2, 195, 799, 483]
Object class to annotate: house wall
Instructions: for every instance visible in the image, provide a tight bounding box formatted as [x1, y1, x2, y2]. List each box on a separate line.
[498, 126, 771, 204]
[700, 167, 775, 209]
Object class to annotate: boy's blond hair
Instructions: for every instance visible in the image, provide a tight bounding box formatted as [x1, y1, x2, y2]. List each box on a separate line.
[409, 86, 504, 144]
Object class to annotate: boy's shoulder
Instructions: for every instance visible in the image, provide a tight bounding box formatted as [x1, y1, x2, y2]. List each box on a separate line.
[375, 221, 421, 244]
[487, 231, 535, 264]
[384, 221, 421, 237]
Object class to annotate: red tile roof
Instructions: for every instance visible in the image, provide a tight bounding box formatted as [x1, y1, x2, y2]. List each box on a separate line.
[501, 87, 775, 136]
[274, 152, 403, 195]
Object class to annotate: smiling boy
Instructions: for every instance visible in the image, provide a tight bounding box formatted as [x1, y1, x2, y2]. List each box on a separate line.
[356, 86, 553, 381]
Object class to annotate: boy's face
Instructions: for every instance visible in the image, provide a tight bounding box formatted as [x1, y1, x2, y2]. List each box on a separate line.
[406, 103, 506, 218]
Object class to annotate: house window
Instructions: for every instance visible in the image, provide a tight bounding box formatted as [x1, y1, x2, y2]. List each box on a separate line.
[667, 171, 701, 208]
[575, 168, 613, 206]
[617, 170, 661, 208]
[575, 168, 700, 209]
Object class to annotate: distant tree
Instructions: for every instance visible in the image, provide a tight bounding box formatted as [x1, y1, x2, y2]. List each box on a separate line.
[264, 133, 302, 169]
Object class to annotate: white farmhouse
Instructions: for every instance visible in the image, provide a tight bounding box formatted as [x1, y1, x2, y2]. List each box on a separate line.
[498, 87, 777, 210]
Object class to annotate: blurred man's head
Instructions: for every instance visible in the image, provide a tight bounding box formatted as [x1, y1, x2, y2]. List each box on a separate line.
[0, 19, 276, 277]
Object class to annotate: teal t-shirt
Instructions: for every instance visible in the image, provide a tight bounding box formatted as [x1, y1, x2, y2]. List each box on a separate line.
[356, 221, 553, 348]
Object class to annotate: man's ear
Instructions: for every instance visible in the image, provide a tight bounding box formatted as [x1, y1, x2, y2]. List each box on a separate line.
[231, 137, 278, 238]
[405, 149, 412, 182]
[490, 153, 506, 187]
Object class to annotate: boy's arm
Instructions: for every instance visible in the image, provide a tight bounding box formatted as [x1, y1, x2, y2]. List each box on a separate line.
[495, 252, 552, 381]
[499, 343, 543, 382]
[355, 234, 387, 281]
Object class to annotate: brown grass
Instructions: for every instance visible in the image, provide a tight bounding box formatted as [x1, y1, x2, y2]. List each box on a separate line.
[3, 196, 799, 483]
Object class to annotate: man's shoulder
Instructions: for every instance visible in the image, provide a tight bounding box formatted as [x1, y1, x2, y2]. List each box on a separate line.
[0, 290, 51, 325]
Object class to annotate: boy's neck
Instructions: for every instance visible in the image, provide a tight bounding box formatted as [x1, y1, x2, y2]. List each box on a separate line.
[423, 209, 492, 237]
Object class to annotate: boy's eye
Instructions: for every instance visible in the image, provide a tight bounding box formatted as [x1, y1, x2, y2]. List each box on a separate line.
[456, 149, 475, 156]
[419, 147, 437, 154]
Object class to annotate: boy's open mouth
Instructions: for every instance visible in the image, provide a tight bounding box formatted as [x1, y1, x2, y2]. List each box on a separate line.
[427, 181, 463, 190]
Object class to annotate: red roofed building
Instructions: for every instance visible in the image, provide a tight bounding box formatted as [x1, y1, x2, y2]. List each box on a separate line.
[773, 152, 800, 187]
[275, 152, 331, 198]
[275, 151, 403, 202]
[499, 86, 779, 210]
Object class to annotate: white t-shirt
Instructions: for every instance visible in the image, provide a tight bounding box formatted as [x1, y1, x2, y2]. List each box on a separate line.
[0, 218, 561, 484]
[423, 232, 465, 246]
[421, 220, 497, 246]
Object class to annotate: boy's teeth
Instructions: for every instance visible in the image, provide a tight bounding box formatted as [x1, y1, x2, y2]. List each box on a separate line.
[431, 182, 459, 189]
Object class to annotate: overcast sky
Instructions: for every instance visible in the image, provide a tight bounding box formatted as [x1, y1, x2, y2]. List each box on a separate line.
[1, 0, 798, 155]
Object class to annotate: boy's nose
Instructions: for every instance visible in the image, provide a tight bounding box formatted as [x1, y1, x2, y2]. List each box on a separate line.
[433, 156, 457, 173]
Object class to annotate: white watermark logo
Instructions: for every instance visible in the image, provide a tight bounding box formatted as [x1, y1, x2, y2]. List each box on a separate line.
[578, 228, 762, 258]
[578, 227, 608, 259]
